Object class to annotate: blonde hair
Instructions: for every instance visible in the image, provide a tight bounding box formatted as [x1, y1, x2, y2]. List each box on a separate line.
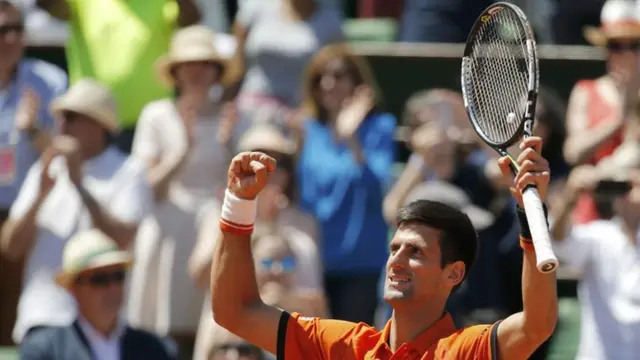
[301, 43, 382, 119]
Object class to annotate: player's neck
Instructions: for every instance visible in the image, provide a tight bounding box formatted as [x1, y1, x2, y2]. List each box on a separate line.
[389, 307, 445, 351]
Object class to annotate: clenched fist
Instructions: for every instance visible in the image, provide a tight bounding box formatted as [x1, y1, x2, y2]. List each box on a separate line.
[227, 152, 277, 200]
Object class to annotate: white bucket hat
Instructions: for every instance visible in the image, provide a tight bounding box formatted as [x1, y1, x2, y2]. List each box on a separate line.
[50, 79, 120, 133]
[55, 229, 133, 289]
[155, 25, 228, 87]
[584, 0, 640, 46]
[238, 125, 297, 156]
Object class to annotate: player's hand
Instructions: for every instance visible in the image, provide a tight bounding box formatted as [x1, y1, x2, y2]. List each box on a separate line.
[497, 136, 550, 207]
[227, 152, 277, 200]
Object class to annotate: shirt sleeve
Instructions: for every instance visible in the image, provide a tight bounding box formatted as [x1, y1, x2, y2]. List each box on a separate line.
[9, 161, 43, 219]
[277, 312, 363, 360]
[448, 321, 501, 360]
[108, 159, 153, 224]
[131, 104, 161, 162]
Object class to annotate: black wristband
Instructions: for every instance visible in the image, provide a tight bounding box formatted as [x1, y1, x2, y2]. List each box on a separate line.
[516, 204, 549, 240]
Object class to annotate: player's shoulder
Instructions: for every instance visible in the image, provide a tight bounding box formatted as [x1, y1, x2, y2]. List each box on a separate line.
[437, 321, 501, 359]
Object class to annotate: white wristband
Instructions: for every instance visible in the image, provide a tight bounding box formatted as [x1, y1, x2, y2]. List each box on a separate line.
[221, 189, 257, 227]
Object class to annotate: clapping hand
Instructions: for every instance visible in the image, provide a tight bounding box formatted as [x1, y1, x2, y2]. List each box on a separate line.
[15, 88, 40, 132]
[51, 136, 83, 187]
[335, 85, 375, 141]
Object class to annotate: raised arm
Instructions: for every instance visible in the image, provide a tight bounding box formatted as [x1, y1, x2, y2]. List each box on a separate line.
[210, 152, 283, 354]
[494, 137, 558, 360]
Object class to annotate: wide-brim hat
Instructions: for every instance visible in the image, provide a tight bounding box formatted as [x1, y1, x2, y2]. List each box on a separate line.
[238, 125, 297, 156]
[155, 25, 228, 87]
[55, 229, 133, 289]
[404, 181, 495, 230]
[50, 79, 120, 133]
[584, 0, 640, 46]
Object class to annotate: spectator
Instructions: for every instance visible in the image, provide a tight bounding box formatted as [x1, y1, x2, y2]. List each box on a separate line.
[35, 0, 202, 153]
[0, 0, 67, 346]
[126, 25, 241, 348]
[228, 0, 344, 129]
[190, 124, 322, 360]
[19, 229, 176, 360]
[550, 141, 640, 360]
[0, 79, 152, 344]
[565, 0, 640, 223]
[295, 44, 396, 325]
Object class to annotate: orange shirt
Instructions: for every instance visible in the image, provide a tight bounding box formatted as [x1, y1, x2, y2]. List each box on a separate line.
[277, 312, 500, 359]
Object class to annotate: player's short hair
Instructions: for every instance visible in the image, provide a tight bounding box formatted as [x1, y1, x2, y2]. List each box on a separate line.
[396, 200, 478, 285]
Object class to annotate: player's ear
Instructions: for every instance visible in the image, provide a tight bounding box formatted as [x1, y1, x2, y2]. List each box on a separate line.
[443, 261, 465, 288]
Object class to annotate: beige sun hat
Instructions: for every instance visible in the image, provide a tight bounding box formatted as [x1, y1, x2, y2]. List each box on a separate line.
[50, 79, 120, 133]
[155, 25, 228, 87]
[584, 0, 640, 46]
[55, 229, 133, 289]
[238, 125, 297, 155]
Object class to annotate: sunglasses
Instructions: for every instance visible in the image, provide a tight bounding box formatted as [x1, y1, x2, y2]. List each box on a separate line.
[0, 23, 24, 37]
[607, 40, 640, 52]
[260, 256, 296, 273]
[76, 269, 126, 288]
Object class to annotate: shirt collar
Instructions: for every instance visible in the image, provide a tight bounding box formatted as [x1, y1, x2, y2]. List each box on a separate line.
[374, 312, 457, 356]
[78, 315, 127, 343]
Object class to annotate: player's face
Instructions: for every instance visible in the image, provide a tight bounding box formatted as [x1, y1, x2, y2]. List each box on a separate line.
[383, 223, 449, 306]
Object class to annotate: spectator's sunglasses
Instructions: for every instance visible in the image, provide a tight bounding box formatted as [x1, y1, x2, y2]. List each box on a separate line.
[260, 256, 296, 273]
[75, 269, 126, 288]
[0, 23, 24, 37]
[607, 40, 640, 52]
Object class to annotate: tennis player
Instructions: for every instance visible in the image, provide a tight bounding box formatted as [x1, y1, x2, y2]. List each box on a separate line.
[211, 136, 557, 359]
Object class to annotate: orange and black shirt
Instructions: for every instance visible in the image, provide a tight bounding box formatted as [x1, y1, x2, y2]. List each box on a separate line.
[276, 311, 501, 359]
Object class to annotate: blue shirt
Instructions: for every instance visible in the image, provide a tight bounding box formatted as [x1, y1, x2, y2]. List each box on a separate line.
[297, 112, 396, 274]
[0, 58, 67, 208]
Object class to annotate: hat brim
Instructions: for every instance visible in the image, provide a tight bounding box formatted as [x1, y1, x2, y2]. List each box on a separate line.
[49, 97, 120, 133]
[462, 205, 495, 231]
[155, 54, 228, 88]
[584, 25, 640, 46]
[55, 251, 133, 289]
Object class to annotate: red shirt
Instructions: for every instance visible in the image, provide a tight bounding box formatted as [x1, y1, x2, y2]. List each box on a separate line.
[277, 311, 500, 359]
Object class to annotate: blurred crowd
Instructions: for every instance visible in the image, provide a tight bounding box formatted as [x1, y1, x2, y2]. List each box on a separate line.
[0, 0, 639, 360]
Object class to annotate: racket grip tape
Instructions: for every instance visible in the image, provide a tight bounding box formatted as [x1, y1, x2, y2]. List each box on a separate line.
[519, 189, 559, 274]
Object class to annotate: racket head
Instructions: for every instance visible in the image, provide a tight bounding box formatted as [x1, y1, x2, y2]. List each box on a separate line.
[461, 2, 539, 149]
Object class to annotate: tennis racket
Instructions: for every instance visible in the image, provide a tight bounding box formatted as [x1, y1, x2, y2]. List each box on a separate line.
[460, 2, 558, 274]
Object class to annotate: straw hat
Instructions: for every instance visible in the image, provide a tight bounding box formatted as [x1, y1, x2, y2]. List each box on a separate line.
[50, 79, 120, 133]
[584, 0, 640, 46]
[155, 25, 228, 87]
[238, 125, 297, 155]
[55, 229, 133, 289]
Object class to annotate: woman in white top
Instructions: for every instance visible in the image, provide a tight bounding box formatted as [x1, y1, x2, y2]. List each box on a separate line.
[126, 26, 248, 340]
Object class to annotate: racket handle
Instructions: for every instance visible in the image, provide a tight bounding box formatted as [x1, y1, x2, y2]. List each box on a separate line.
[521, 188, 559, 274]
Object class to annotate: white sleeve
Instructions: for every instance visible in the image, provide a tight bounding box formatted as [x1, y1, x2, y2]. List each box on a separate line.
[131, 104, 160, 163]
[108, 160, 153, 224]
[552, 223, 595, 272]
[9, 161, 43, 219]
[235, 0, 265, 27]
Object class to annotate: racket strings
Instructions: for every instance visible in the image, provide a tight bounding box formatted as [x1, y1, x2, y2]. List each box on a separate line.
[462, 8, 533, 146]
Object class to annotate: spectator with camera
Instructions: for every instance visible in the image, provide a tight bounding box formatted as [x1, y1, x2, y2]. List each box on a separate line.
[550, 141, 640, 360]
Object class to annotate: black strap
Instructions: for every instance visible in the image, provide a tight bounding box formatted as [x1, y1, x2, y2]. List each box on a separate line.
[490, 320, 503, 360]
[276, 311, 291, 360]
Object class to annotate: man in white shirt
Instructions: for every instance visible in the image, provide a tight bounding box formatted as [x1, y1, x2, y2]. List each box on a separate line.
[18, 229, 175, 360]
[550, 142, 640, 360]
[0, 79, 152, 344]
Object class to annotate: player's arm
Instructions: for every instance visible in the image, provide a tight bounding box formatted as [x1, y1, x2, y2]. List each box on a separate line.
[211, 152, 358, 359]
[494, 137, 558, 360]
[210, 152, 282, 354]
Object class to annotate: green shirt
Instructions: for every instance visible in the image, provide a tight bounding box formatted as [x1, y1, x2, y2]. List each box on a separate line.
[66, 0, 178, 128]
